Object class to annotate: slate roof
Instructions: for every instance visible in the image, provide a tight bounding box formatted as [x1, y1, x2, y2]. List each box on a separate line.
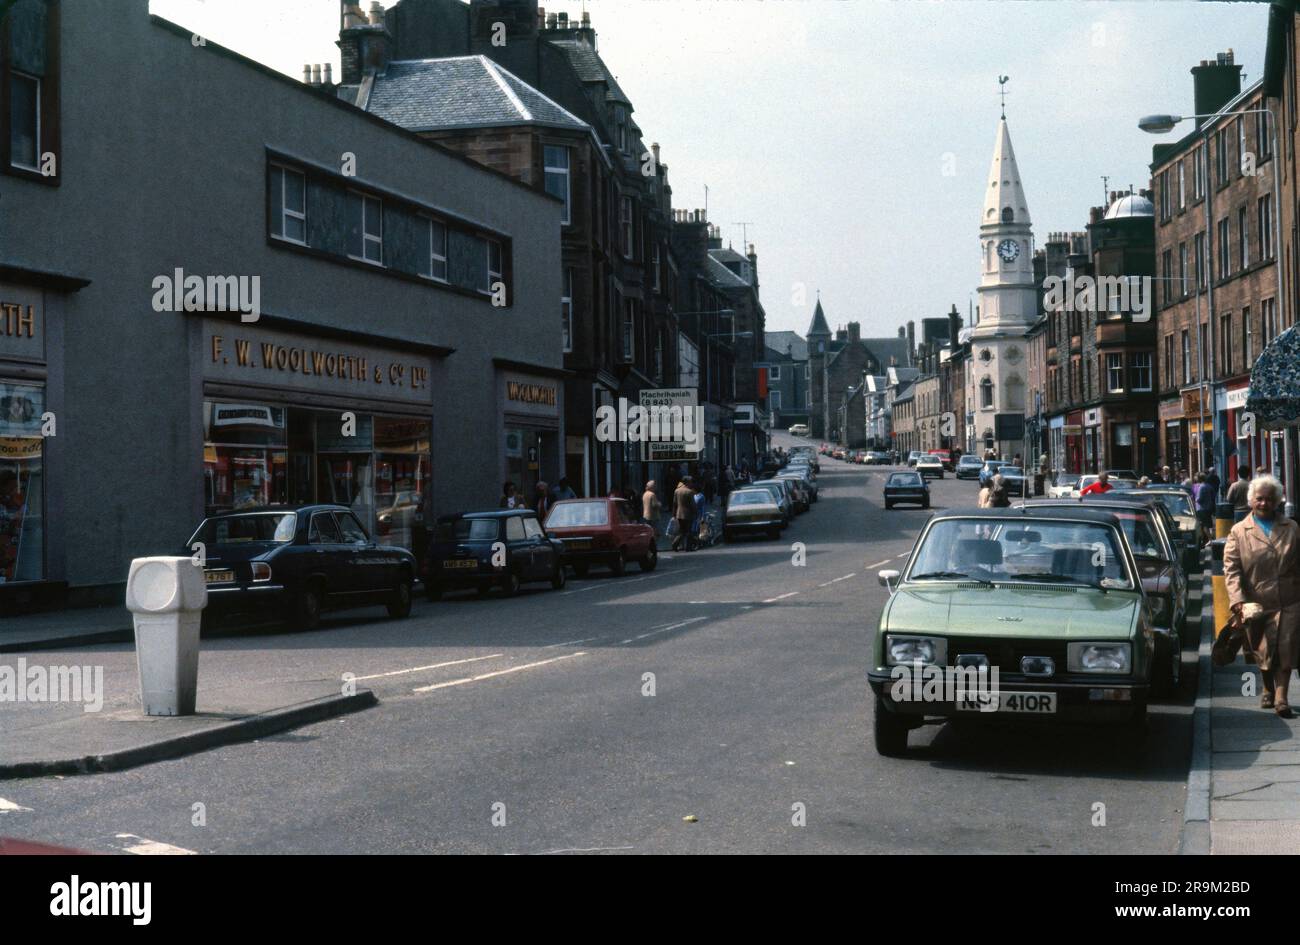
[364, 56, 589, 132]
[892, 380, 916, 404]
[551, 39, 632, 105]
[862, 336, 913, 368]
[707, 255, 750, 291]
[765, 331, 808, 362]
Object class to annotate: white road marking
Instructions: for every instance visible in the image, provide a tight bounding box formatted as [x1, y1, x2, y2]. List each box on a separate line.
[542, 635, 607, 649]
[762, 591, 799, 603]
[559, 572, 666, 596]
[115, 833, 197, 855]
[618, 616, 708, 645]
[0, 797, 32, 813]
[817, 573, 857, 587]
[413, 652, 587, 692]
[525, 845, 636, 855]
[867, 559, 893, 569]
[352, 654, 502, 681]
[895, 553, 909, 559]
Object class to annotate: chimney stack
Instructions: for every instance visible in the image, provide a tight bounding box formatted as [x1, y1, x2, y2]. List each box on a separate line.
[906, 320, 916, 361]
[848, 321, 861, 344]
[338, 0, 393, 84]
[1191, 49, 1242, 128]
[948, 303, 960, 349]
[558, 11, 568, 28]
[311, 64, 322, 86]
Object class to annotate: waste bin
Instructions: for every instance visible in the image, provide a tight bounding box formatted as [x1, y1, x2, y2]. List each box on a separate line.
[125, 556, 207, 716]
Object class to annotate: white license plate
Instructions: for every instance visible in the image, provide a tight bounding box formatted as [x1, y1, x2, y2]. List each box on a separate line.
[204, 569, 234, 584]
[443, 559, 477, 569]
[956, 691, 1057, 714]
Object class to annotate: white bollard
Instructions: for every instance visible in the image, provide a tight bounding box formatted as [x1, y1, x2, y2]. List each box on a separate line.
[124, 557, 207, 716]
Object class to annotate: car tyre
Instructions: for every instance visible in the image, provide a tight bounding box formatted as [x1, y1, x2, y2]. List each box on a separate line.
[550, 562, 566, 590]
[640, 545, 658, 572]
[387, 578, 413, 619]
[610, 550, 627, 576]
[291, 584, 323, 632]
[767, 527, 781, 540]
[500, 569, 522, 597]
[1152, 639, 1182, 698]
[723, 528, 734, 543]
[922, 499, 931, 509]
[873, 698, 909, 757]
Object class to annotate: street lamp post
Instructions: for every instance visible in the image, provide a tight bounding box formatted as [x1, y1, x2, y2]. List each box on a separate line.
[1141, 107, 1287, 499]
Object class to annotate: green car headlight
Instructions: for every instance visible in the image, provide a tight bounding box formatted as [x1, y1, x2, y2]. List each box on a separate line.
[1068, 642, 1131, 674]
[886, 635, 947, 667]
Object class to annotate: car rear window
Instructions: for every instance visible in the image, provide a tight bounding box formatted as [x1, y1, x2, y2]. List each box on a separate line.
[436, 518, 499, 542]
[729, 491, 771, 507]
[545, 502, 609, 527]
[889, 473, 922, 486]
[192, 512, 296, 545]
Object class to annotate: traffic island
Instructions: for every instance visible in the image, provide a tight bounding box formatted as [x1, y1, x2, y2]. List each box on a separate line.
[0, 681, 377, 779]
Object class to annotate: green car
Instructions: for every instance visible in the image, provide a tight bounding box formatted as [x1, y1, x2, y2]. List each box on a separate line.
[867, 507, 1155, 756]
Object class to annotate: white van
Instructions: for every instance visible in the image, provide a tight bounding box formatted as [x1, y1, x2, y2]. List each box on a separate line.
[788, 424, 810, 437]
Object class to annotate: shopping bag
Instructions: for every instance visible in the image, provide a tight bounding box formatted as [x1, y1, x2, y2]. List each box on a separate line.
[666, 518, 679, 537]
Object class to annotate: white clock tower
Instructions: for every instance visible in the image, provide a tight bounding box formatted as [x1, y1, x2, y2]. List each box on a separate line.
[968, 114, 1038, 459]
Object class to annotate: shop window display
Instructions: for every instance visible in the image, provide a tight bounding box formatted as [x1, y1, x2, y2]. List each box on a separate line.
[0, 382, 44, 583]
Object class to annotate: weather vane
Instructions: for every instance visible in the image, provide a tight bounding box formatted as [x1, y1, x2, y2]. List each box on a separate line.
[998, 75, 1010, 119]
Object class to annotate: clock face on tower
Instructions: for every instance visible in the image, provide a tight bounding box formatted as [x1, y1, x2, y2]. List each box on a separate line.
[997, 239, 1020, 263]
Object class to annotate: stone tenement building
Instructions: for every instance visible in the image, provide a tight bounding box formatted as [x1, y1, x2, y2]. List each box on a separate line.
[805, 301, 913, 440]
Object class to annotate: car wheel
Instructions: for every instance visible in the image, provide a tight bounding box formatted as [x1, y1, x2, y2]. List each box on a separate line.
[1152, 639, 1182, 698]
[291, 584, 322, 632]
[387, 578, 413, 619]
[572, 562, 590, 579]
[610, 550, 627, 576]
[873, 698, 910, 757]
[723, 528, 734, 543]
[550, 562, 567, 590]
[640, 545, 658, 572]
[500, 569, 521, 597]
[425, 581, 443, 602]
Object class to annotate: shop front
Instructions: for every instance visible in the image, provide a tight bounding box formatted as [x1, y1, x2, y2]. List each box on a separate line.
[0, 271, 82, 604]
[497, 363, 563, 507]
[1084, 407, 1102, 473]
[1, 285, 46, 591]
[201, 319, 436, 558]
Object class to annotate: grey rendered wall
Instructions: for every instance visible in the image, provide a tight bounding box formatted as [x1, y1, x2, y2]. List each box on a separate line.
[3, 1, 561, 587]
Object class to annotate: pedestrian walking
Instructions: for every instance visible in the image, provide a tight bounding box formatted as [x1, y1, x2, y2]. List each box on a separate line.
[1195, 470, 1217, 542]
[691, 482, 707, 547]
[671, 477, 697, 551]
[1080, 471, 1113, 496]
[989, 473, 1012, 508]
[534, 480, 553, 522]
[978, 481, 993, 509]
[1227, 466, 1253, 523]
[1224, 474, 1300, 717]
[642, 480, 662, 534]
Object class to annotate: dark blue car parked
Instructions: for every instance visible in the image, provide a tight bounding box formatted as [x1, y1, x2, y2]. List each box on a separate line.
[188, 504, 417, 631]
[422, 509, 567, 600]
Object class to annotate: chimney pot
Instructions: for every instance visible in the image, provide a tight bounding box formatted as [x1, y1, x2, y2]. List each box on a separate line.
[311, 63, 322, 85]
[558, 11, 568, 28]
[547, 12, 558, 28]
[582, 11, 591, 26]
[303, 64, 313, 83]
[368, 1, 385, 27]
[323, 63, 333, 85]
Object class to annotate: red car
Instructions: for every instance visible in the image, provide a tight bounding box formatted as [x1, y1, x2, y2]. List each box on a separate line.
[544, 497, 657, 577]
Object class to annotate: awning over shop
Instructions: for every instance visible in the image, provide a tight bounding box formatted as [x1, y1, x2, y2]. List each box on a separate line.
[1247, 326, 1300, 429]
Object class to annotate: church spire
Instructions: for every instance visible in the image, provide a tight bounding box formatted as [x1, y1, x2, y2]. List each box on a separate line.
[806, 296, 830, 337]
[981, 118, 1032, 229]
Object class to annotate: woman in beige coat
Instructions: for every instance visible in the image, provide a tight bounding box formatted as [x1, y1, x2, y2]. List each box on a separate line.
[1224, 474, 1300, 716]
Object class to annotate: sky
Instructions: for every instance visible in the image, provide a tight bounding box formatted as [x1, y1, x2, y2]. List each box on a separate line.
[150, 0, 1271, 340]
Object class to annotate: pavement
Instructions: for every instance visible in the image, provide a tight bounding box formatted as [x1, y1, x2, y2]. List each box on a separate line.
[1188, 568, 1300, 854]
[0, 443, 1200, 854]
[0, 605, 133, 653]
